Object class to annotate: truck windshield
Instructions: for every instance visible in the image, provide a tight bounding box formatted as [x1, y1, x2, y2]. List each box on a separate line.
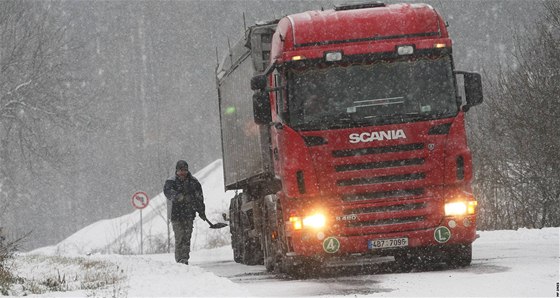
[287, 56, 458, 130]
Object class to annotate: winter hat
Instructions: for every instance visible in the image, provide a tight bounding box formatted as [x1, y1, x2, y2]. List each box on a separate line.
[176, 160, 189, 170]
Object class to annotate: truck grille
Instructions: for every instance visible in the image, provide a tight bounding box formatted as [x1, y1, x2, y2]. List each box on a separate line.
[342, 188, 425, 202]
[335, 158, 425, 172]
[332, 143, 424, 157]
[346, 216, 425, 228]
[336, 199, 433, 234]
[326, 141, 438, 235]
[337, 173, 425, 186]
[343, 201, 426, 214]
[331, 142, 427, 191]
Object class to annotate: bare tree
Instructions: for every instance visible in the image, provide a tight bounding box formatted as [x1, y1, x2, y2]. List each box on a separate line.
[473, 0, 560, 229]
[0, 1, 93, 245]
[1, 1, 88, 171]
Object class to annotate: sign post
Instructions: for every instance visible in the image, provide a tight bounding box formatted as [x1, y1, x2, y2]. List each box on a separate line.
[131, 191, 150, 254]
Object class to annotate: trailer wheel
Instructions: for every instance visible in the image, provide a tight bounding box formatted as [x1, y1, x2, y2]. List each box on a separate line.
[446, 244, 472, 268]
[241, 232, 262, 265]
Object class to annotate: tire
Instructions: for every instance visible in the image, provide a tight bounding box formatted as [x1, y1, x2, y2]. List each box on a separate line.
[242, 232, 262, 265]
[262, 213, 275, 271]
[240, 200, 263, 265]
[446, 244, 472, 268]
[229, 195, 243, 263]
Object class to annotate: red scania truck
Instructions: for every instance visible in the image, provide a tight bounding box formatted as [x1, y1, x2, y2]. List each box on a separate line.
[216, 2, 483, 275]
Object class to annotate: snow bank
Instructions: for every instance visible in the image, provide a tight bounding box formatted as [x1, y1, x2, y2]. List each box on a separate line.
[32, 159, 235, 256]
[113, 254, 250, 297]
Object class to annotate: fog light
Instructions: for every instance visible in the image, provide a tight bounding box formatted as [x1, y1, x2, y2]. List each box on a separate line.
[463, 218, 472, 227]
[325, 51, 342, 62]
[397, 45, 414, 55]
[448, 220, 457, 228]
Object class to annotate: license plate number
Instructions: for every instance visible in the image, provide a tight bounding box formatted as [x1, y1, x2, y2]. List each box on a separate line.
[368, 237, 408, 249]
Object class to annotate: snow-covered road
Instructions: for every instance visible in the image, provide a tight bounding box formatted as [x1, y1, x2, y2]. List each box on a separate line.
[190, 228, 560, 297]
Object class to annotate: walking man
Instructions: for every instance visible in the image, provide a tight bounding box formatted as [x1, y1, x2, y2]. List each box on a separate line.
[163, 160, 207, 264]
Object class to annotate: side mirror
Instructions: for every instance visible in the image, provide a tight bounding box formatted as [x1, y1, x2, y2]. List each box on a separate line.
[455, 71, 483, 112]
[253, 91, 271, 125]
[251, 74, 267, 91]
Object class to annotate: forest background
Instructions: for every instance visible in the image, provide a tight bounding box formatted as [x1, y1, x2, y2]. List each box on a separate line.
[0, 0, 558, 250]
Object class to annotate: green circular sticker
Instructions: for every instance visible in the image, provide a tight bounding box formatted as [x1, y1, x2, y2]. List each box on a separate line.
[322, 237, 340, 253]
[434, 226, 451, 243]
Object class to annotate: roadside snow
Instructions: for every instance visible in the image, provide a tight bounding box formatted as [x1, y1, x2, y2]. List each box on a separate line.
[111, 253, 250, 297]
[11, 250, 249, 297]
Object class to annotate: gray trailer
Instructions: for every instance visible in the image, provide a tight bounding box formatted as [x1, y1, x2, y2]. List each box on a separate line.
[216, 22, 277, 190]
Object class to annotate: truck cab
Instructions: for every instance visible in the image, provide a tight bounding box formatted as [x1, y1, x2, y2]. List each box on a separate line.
[219, 2, 483, 276]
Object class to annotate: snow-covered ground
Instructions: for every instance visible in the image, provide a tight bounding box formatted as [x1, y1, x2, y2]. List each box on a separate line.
[6, 160, 560, 297]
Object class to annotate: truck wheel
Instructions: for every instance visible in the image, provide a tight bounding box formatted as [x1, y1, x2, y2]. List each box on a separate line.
[262, 205, 280, 272]
[262, 221, 274, 271]
[229, 195, 243, 263]
[446, 244, 472, 268]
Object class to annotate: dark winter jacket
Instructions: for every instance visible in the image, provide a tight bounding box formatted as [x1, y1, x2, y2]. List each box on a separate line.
[163, 173, 206, 222]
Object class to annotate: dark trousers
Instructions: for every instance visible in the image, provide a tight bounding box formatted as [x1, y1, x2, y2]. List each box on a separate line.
[172, 219, 194, 263]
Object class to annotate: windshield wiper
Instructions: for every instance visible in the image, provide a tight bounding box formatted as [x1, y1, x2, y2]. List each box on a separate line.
[315, 112, 358, 124]
[362, 111, 420, 119]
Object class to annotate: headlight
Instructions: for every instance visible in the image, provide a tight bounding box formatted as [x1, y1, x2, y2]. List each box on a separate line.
[445, 201, 477, 216]
[289, 213, 326, 230]
[303, 214, 326, 229]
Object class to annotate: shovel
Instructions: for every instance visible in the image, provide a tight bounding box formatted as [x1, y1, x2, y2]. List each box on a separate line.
[204, 218, 228, 229]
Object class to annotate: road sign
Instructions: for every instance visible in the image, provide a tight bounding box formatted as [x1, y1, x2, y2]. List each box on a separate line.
[131, 191, 150, 209]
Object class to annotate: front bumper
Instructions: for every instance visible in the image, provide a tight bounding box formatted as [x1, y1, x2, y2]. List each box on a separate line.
[286, 216, 477, 257]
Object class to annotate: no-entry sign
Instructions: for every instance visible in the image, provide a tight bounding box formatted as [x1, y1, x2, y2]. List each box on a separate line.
[131, 191, 150, 209]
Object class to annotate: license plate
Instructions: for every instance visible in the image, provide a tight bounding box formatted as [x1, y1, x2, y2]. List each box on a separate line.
[368, 237, 408, 249]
